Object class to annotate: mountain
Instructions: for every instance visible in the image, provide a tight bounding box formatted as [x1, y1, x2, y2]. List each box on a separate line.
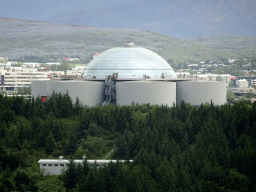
[0, 18, 256, 63]
[1, 1, 256, 38]
[44, 0, 256, 38]
[185, 35, 256, 58]
[0, 17, 212, 62]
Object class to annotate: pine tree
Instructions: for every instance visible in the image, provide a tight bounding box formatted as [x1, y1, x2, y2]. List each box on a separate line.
[45, 132, 56, 154]
[74, 97, 82, 116]
[62, 159, 78, 191]
[65, 131, 77, 155]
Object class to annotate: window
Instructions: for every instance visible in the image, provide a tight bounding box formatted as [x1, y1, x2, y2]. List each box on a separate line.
[54, 164, 58, 166]
[48, 164, 52, 166]
[60, 164, 64, 166]
[42, 164, 46, 166]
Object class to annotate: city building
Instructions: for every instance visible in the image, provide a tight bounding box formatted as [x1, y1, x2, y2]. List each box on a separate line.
[66, 67, 85, 76]
[45, 62, 61, 66]
[63, 57, 80, 61]
[1, 69, 51, 91]
[22, 62, 39, 69]
[93, 53, 100, 59]
[0, 57, 8, 61]
[236, 79, 249, 88]
[32, 42, 226, 107]
[236, 76, 256, 87]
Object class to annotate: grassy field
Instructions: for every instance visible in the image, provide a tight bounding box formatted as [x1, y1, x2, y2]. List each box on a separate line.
[185, 35, 256, 59]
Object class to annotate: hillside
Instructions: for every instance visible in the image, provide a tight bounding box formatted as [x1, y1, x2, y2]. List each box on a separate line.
[0, 17, 216, 63]
[185, 35, 256, 59]
[1, 18, 256, 63]
[2, 0, 256, 38]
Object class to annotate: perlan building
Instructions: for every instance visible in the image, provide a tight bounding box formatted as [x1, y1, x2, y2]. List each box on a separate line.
[32, 42, 226, 107]
[83, 43, 176, 79]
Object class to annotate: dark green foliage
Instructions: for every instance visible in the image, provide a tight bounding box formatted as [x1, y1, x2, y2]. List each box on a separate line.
[14, 170, 33, 192]
[61, 160, 78, 190]
[88, 123, 103, 137]
[45, 132, 56, 154]
[74, 97, 82, 116]
[0, 108, 15, 124]
[65, 131, 77, 155]
[0, 93, 256, 191]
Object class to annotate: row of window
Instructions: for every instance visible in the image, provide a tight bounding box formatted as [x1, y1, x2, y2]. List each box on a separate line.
[42, 164, 65, 167]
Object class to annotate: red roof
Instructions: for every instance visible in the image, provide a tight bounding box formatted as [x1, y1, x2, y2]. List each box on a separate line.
[64, 57, 69, 60]
[230, 76, 237, 80]
[93, 53, 99, 57]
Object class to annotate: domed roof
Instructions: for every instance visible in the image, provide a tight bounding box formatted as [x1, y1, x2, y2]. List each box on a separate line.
[83, 46, 175, 79]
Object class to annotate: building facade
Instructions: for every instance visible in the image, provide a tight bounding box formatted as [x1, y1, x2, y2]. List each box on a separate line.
[1, 69, 50, 91]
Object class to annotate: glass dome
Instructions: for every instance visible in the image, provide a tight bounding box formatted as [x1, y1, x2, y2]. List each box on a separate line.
[83, 46, 175, 79]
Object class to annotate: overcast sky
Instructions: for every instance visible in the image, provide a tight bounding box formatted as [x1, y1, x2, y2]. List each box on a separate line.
[1, 0, 256, 38]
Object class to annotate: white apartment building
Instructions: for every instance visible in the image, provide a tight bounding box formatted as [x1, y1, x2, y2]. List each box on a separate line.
[66, 67, 86, 76]
[175, 72, 232, 83]
[220, 74, 231, 83]
[0, 69, 51, 91]
[22, 62, 39, 69]
[68, 58, 79, 61]
[236, 79, 249, 88]
[45, 62, 61, 66]
[188, 74, 231, 82]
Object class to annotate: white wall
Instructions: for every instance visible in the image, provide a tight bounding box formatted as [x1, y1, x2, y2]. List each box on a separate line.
[32, 80, 105, 107]
[176, 81, 226, 106]
[116, 81, 176, 106]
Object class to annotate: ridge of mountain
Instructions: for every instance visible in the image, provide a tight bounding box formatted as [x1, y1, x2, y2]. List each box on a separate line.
[0, 17, 255, 62]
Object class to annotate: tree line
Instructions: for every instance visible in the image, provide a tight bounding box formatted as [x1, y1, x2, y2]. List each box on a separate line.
[0, 92, 256, 191]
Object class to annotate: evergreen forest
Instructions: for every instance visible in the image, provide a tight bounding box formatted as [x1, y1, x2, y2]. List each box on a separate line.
[0, 93, 256, 191]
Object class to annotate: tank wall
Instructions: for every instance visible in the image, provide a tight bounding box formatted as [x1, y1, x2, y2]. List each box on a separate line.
[116, 81, 176, 106]
[31, 81, 48, 98]
[32, 80, 105, 107]
[176, 81, 226, 106]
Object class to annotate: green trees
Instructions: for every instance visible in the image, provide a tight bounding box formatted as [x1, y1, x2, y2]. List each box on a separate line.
[65, 130, 77, 155]
[0, 92, 256, 191]
[61, 160, 78, 190]
[76, 136, 107, 158]
[227, 91, 236, 103]
[45, 132, 56, 154]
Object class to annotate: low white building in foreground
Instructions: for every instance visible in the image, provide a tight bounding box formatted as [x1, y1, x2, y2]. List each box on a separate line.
[38, 158, 134, 175]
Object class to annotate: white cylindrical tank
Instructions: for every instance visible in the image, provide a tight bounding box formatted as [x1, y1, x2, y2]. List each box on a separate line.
[32, 80, 105, 107]
[116, 81, 176, 106]
[31, 81, 48, 97]
[176, 81, 226, 106]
